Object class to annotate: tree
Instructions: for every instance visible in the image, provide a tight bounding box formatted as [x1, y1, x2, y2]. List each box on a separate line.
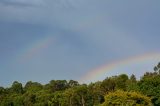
[48, 80, 68, 92]
[115, 74, 129, 90]
[100, 77, 116, 94]
[24, 81, 43, 93]
[0, 87, 5, 94]
[88, 81, 104, 105]
[11, 81, 23, 94]
[154, 62, 160, 74]
[63, 87, 75, 106]
[12, 94, 24, 106]
[49, 91, 64, 106]
[68, 80, 79, 87]
[130, 74, 136, 82]
[23, 92, 36, 106]
[63, 85, 93, 106]
[126, 74, 139, 91]
[33, 89, 53, 106]
[101, 90, 152, 106]
[138, 75, 160, 106]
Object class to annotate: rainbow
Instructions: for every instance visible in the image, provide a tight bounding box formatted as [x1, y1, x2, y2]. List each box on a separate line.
[16, 36, 54, 63]
[79, 52, 160, 83]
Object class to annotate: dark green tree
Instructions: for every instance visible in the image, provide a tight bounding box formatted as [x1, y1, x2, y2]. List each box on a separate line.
[49, 80, 68, 92]
[11, 81, 23, 94]
[24, 81, 43, 93]
[100, 77, 116, 94]
[115, 74, 129, 90]
[154, 62, 160, 74]
[68, 80, 79, 87]
[138, 74, 160, 106]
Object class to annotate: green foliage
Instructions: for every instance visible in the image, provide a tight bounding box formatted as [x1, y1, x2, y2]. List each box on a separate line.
[62, 85, 94, 106]
[48, 80, 68, 92]
[11, 81, 23, 94]
[23, 92, 36, 106]
[12, 94, 24, 106]
[138, 74, 160, 106]
[24, 81, 43, 93]
[0, 87, 5, 95]
[68, 80, 79, 87]
[115, 74, 128, 90]
[130, 74, 136, 82]
[48, 91, 64, 106]
[100, 77, 116, 94]
[0, 62, 160, 106]
[126, 74, 139, 92]
[101, 90, 152, 106]
[154, 62, 160, 74]
[88, 81, 104, 105]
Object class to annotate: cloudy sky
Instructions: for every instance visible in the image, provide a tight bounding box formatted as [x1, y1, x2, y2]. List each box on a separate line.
[0, 0, 160, 86]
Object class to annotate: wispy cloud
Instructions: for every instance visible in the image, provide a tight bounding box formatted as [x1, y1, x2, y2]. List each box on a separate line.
[0, 0, 44, 7]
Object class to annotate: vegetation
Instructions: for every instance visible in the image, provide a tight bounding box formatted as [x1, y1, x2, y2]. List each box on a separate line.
[101, 90, 152, 106]
[1, 63, 160, 106]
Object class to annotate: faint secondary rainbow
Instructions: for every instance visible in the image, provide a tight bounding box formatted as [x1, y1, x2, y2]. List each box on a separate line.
[79, 52, 160, 83]
[16, 36, 54, 63]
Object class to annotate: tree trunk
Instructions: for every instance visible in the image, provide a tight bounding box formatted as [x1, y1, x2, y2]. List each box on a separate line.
[81, 95, 85, 106]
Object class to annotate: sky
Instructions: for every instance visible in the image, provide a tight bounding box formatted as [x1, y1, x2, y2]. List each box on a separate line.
[0, 0, 160, 86]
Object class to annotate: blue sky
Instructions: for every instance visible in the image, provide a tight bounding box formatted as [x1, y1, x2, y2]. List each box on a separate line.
[0, 0, 160, 86]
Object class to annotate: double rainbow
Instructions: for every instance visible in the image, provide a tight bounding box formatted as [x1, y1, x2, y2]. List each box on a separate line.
[13, 36, 160, 83]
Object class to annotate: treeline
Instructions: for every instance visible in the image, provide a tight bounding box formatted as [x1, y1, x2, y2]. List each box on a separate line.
[0, 63, 160, 106]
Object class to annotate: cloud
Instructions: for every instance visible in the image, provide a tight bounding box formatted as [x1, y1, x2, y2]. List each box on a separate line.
[0, 0, 44, 7]
[0, 0, 148, 56]
[0, 0, 80, 24]
[0, 0, 78, 8]
[1, 0, 157, 56]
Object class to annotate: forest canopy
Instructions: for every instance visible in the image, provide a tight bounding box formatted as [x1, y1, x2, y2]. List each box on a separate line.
[0, 62, 160, 106]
